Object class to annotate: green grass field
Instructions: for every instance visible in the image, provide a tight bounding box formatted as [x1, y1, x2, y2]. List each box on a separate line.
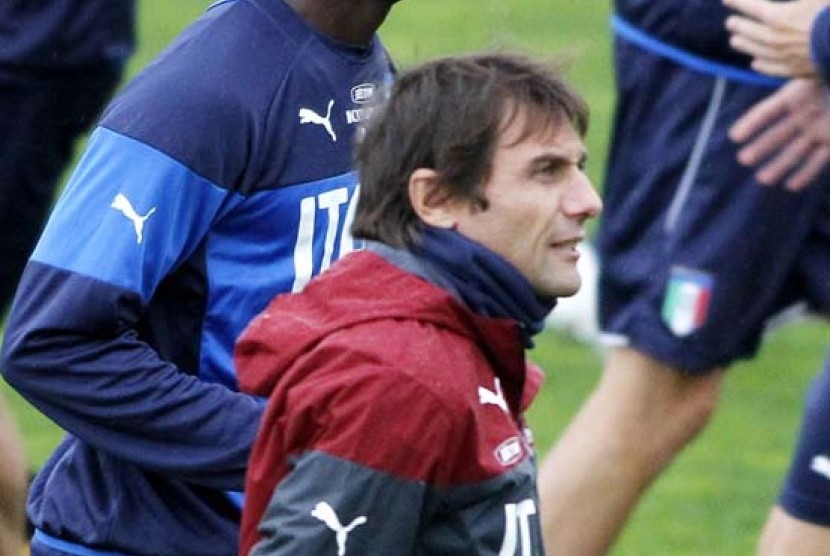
[1, 1, 828, 554]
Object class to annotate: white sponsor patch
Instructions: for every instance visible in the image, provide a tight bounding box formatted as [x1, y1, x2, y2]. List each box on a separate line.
[346, 106, 376, 124]
[494, 436, 523, 467]
[350, 83, 376, 104]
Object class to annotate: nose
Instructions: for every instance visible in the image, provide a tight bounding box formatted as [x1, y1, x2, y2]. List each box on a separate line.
[564, 172, 603, 220]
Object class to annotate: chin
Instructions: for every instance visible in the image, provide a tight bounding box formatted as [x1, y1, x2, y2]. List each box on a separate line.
[530, 265, 583, 298]
[552, 274, 582, 298]
[535, 281, 580, 300]
[556, 284, 581, 298]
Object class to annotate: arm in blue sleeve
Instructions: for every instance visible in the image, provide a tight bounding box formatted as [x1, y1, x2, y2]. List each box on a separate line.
[1, 127, 264, 490]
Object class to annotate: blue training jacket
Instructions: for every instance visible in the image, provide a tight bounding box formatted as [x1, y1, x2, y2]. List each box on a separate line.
[1, 0, 393, 554]
[0, 0, 135, 68]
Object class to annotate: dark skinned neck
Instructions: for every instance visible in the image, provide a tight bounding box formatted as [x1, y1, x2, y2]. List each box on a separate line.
[283, 0, 393, 47]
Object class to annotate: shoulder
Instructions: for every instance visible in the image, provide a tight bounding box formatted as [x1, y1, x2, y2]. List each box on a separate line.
[281, 355, 473, 483]
[99, 1, 305, 190]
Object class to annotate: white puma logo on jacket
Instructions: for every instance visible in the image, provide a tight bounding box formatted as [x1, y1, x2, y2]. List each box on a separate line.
[299, 99, 337, 142]
[479, 378, 509, 413]
[110, 193, 156, 244]
[311, 501, 367, 555]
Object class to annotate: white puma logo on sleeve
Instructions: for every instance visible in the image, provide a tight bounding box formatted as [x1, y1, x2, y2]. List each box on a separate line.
[111, 193, 156, 244]
[311, 501, 367, 556]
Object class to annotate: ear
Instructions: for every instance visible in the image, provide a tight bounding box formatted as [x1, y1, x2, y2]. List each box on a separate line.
[408, 168, 461, 229]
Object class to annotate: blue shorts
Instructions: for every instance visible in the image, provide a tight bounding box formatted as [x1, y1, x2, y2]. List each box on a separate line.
[598, 34, 830, 374]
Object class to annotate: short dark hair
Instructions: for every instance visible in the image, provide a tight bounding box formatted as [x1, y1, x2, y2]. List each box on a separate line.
[352, 51, 589, 248]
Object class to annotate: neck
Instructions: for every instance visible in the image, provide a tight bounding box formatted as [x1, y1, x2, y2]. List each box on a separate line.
[284, 0, 393, 47]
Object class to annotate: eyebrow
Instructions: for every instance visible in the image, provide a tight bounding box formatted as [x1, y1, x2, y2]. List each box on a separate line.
[531, 148, 587, 168]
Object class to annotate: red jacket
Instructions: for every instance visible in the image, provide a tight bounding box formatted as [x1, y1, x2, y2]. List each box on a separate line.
[236, 250, 545, 555]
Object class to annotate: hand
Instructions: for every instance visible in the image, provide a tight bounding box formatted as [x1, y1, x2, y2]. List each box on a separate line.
[724, 0, 830, 77]
[730, 78, 830, 190]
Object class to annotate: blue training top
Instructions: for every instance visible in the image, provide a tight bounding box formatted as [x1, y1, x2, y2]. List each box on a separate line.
[0, 0, 135, 68]
[1, 0, 394, 554]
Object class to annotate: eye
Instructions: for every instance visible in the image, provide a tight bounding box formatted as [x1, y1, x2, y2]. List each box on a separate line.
[530, 152, 588, 182]
[532, 160, 567, 181]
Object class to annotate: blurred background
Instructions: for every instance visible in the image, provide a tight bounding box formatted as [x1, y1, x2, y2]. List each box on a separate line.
[1, 1, 827, 554]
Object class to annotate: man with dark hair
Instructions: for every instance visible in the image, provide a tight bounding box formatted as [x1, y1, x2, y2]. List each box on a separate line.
[236, 51, 601, 555]
[1, 0, 399, 554]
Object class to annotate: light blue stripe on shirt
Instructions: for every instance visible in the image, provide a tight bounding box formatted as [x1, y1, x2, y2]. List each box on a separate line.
[33, 530, 133, 556]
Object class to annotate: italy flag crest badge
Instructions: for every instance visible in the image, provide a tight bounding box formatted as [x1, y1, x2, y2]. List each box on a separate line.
[661, 266, 713, 337]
